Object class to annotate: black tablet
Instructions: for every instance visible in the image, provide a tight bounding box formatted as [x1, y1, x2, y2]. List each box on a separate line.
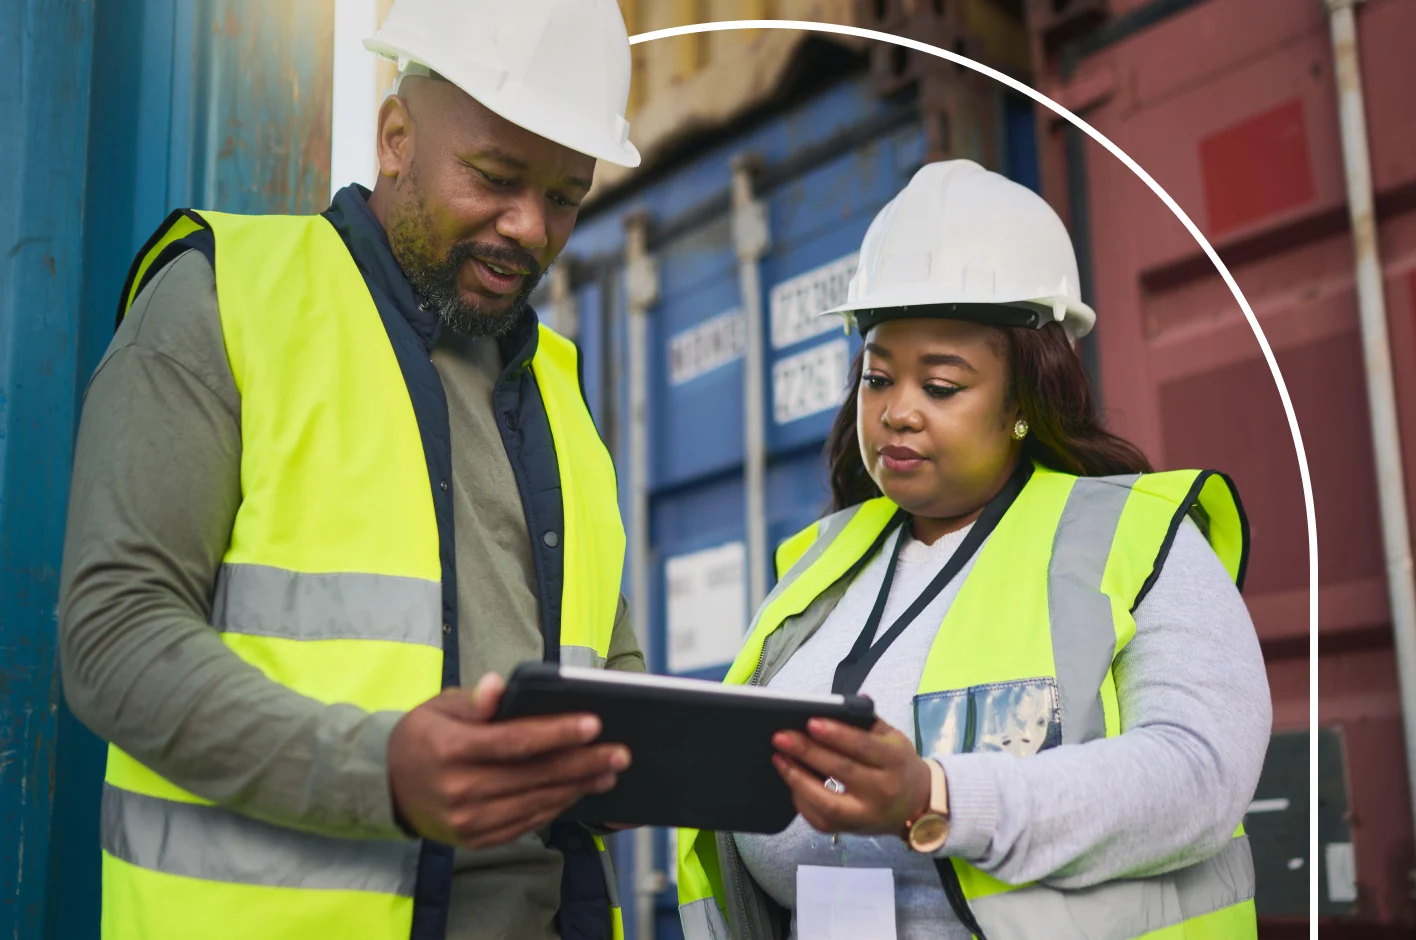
[495, 662, 876, 834]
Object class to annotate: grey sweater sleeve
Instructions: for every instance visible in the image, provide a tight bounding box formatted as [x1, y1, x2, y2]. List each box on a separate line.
[606, 593, 647, 673]
[934, 518, 1272, 887]
[59, 249, 407, 842]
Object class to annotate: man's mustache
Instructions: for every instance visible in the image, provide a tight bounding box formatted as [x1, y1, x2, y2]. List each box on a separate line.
[448, 241, 542, 282]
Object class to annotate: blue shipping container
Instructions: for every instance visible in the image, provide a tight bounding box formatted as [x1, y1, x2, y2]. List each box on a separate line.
[563, 66, 1040, 939]
[1, 2, 334, 937]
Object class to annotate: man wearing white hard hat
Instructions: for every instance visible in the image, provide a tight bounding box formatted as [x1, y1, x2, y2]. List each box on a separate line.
[59, 2, 644, 938]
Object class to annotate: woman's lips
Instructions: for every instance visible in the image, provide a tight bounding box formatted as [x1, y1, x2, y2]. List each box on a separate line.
[880, 444, 928, 472]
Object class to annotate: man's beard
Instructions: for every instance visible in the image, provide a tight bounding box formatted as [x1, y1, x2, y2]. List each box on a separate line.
[386, 186, 546, 338]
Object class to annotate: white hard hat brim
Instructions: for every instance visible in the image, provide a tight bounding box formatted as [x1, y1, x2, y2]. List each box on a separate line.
[363, 36, 643, 168]
[822, 296, 1097, 341]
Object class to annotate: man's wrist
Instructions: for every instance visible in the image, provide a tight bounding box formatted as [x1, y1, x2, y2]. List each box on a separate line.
[391, 798, 420, 839]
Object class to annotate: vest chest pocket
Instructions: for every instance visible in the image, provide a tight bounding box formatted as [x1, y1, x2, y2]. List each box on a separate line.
[914, 679, 1062, 758]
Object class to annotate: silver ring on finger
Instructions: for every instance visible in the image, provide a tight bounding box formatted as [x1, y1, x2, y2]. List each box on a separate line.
[823, 776, 846, 795]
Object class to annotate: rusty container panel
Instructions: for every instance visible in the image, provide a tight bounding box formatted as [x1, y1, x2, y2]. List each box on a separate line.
[1032, 0, 1416, 931]
[200, 0, 334, 215]
[0, 2, 97, 936]
[32, 2, 338, 937]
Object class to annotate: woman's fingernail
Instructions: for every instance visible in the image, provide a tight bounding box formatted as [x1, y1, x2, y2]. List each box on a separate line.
[611, 747, 631, 770]
[807, 718, 829, 735]
[580, 716, 601, 738]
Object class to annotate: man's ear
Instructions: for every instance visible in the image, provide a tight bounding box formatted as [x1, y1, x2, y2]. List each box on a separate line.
[376, 95, 414, 181]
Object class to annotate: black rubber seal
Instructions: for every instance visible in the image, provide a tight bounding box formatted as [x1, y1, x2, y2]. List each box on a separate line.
[854, 302, 1050, 336]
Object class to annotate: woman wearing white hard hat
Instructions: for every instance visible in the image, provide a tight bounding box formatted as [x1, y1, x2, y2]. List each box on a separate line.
[677, 160, 1268, 940]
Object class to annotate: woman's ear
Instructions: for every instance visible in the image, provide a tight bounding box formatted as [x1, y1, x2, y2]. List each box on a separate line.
[1000, 397, 1024, 433]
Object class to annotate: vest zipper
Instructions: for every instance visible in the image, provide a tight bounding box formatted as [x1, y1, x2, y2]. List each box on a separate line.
[724, 844, 761, 940]
[724, 640, 775, 939]
[747, 655, 767, 688]
[738, 648, 767, 939]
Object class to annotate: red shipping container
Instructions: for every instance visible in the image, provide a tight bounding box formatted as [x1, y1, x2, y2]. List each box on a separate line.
[1030, 0, 1416, 932]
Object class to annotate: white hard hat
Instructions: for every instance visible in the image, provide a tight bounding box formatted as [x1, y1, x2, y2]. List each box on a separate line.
[364, 0, 641, 168]
[824, 160, 1095, 341]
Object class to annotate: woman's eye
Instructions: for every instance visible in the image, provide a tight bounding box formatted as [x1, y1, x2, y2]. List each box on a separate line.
[862, 373, 889, 390]
[478, 168, 511, 186]
[924, 384, 961, 399]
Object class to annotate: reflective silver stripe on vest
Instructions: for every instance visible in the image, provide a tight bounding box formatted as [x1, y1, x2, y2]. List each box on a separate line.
[597, 840, 621, 909]
[679, 897, 730, 940]
[748, 502, 866, 635]
[1048, 475, 1139, 745]
[212, 563, 441, 647]
[101, 784, 420, 895]
[970, 836, 1255, 939]
[561, 645, 608, 668]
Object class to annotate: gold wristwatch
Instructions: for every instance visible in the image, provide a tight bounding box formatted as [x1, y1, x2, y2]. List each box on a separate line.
[904, 758, 950, 853]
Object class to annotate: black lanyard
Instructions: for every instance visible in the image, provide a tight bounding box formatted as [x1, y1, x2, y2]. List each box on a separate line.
[831, 461, 1033, 696]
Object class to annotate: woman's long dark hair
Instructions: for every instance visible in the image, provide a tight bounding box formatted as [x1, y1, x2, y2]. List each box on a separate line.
[825, 320, 1152, 512]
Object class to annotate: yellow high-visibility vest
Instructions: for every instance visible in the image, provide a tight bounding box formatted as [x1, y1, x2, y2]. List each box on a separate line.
[679, 465, 1256, 940]
[101, 210, 626, 940]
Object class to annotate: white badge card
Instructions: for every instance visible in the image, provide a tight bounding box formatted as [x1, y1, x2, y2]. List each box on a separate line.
[794, 865, 897, 940]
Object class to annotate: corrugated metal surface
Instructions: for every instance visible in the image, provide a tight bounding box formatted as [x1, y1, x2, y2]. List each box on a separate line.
[199, 0, 335, 214]
[596, 0, 865, 196]
[1, 2, 96, 936]
[0, 2, 336, 937]
[568, 59, 1040, 936]
[12, 0, 1374, 935]
[1032, 0, 1416, 931]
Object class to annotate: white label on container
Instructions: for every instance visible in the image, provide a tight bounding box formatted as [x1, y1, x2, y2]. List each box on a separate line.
[1324, 842, 1357, 903]
[668, 308, 745, 386]
[666, 541, 747, 674]
[773, 339, 850, 425]
[769, 253, 858, 350]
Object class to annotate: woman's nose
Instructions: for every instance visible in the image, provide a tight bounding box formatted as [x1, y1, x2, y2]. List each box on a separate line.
[881, 396, 922, 432]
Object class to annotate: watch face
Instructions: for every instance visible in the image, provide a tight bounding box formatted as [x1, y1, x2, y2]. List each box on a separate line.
[909, 815, 949, 852]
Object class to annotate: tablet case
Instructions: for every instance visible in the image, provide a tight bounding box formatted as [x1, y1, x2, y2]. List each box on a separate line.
[495, 662, 876, 834]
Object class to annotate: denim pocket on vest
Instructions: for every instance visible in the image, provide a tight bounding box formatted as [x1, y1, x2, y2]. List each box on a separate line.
[914, 679, 1062, 758]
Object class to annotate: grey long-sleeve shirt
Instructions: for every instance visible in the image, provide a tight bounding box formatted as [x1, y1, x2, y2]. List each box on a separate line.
[58, 248, 644, 940]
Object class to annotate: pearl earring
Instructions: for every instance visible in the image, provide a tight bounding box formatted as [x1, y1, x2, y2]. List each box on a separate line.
[1013, 419, 1029, 441]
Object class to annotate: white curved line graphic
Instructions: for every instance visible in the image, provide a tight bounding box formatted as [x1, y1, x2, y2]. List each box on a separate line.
[631, 19, 1319, 926]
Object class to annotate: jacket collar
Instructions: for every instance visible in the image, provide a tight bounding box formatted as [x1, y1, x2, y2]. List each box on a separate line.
[323, 184, 541, 365]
